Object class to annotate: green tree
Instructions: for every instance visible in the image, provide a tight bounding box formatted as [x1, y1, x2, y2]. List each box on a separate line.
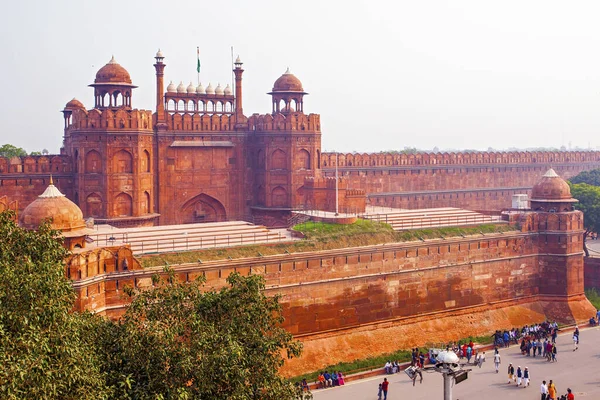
[570, 168, 600, 186]
[100, 268, 307, 400]
[570, 183, 600, 257]
[0, 144, 27, 158]
[0, 211, 109, 399]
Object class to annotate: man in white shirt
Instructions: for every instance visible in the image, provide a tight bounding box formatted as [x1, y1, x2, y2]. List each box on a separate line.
[494, 353, 501, 373]
[540, 380, 548, 400]
[384, 361, 392, 374]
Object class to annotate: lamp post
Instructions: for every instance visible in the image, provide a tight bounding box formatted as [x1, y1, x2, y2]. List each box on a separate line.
[409, 350, 469, 400]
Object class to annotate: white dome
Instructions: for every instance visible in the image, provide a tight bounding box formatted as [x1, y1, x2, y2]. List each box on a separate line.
[166, 81, 176, 93]
[205, 82, 215, 94]
[196, 82, 205, 94]
[177, 81, 186, 93]
[235, 55, 242, 64]
[187, 82, 195, 93]
[215, 83, 224, 95]
[155, 49, 164, 58]
[224, 84, 232, 95]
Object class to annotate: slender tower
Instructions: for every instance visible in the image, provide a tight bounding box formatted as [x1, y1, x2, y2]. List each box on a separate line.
[154, 49, 166, 125]
[233, 56, 244, 124]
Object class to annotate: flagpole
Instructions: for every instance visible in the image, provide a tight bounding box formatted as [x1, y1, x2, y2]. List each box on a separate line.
[335, 152, 339, 216]
[197, 47, 200, 86]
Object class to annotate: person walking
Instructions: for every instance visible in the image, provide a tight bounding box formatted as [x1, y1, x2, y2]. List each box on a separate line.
[381, 378, 389, 400]
[507, 363, 515, 384]
[573, 332, 579, 351]
[540, 380, 548, 400]
[516, 366, 523, 387]
[377, 383, 383, 400]
[523, 367, 530, 388]
[477, 351, 486, 368]
[548, 380, 556, 400]
[494, 352, 501, 373]
[567, 388, 575, 400]
[552, 344, 557, 362]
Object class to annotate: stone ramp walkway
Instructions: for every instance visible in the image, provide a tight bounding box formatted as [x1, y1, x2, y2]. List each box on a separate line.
[88, 221, 294, 255]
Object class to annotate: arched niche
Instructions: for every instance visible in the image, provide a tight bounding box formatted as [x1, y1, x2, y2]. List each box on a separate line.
[271, 149, 286, 170]
[113, 150, 133, 173]
[179, 193, 227, 224]
[86, 193, 103, 217]
[115, 192, 133, 217]
[142, 150, 151, 173]
[298, 149, 310, 169]
[272, 186, 287, 207]
[85, 150, 102, 174]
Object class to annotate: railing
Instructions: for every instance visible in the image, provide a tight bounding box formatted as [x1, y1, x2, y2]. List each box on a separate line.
[361, 214, 502, 230]
[91, 230, 291, 256]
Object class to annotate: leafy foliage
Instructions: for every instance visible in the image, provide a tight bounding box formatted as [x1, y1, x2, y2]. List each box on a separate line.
[100, 268, 305, 399]
[570, 169, 600, 186]
[0, 144, 27, 158]
[0, 210, 308, 399]
[0, 211, 108, 399]
[569, 183, 600, 256]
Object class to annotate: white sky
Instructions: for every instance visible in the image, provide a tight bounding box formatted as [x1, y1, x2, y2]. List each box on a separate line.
[2, 0, 600, 153]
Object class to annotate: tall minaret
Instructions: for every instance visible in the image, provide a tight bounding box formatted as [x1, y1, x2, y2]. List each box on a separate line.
[154, 49, 166, 125]
[233, 55, 244, 123]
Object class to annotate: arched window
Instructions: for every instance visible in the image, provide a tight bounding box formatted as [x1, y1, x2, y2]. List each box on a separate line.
[86, 193, 102, 217]
[141, 191, 151, 214]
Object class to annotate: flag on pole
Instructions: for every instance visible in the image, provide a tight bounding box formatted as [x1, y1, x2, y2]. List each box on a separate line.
[197, 47, 201, 73]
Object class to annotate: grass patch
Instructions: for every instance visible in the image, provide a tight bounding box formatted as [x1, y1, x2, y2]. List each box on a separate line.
[291, 333, 496, 383]
[585, 288, 600, 310]
[140, 220, 516, 268]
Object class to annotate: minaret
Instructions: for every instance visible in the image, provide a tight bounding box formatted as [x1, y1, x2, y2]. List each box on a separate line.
[233, 56, 244, 122]
[154, 49, 166, 125]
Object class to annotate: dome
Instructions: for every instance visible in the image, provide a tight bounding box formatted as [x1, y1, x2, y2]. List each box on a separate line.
[177, 81, 186, 93]
[224, 84, 232, 95]
[271, 68, 304, 92]
[187, 82, 195, 93]
[530, 168, 576, 202]
[94, 56, 133, 85]
[64, 98, 85, 110]
[20, 180, 87, 236]
[205, 82, 215, 95]
[167, 81, 176, 93]
[215, 83, 224, 95]
[196, 82, 205, 94]
[155, 49, 164, 58]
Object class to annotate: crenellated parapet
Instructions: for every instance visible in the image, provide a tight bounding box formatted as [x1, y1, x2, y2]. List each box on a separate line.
[67, 108, 153, 132]
[0, 155, 72, 174]
[248, 112, 320, 133]
[321, 150, 600, 168]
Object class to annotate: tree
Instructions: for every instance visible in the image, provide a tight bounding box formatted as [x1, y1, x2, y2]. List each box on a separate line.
[569, 183, 600, 257]
[0, 211, 109, 399]
[99, 268, 307, 400]
[0, 144, 27, 158]
[570, 169, 600, 187]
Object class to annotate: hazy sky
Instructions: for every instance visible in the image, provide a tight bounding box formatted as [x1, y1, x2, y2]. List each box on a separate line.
[2, 0, 600, 154]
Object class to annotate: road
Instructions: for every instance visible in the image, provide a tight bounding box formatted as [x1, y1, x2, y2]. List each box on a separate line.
[313, 326, 600, 399]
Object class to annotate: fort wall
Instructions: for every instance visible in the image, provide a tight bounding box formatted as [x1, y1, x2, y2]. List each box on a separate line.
[69, 217, 594, 375]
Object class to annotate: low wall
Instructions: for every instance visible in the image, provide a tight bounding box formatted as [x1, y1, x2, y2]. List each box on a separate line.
[584, 256, 600, 290]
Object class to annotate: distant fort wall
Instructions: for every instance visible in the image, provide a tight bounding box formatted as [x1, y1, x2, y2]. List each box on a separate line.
[321, 150, 600, 211]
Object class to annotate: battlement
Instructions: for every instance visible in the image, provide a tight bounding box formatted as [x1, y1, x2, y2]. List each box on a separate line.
[68, 108, 153, 131]
[163, 111, 236, 132]
[304, 176, 348, 189]
[322, 150, 600, 168]
[248, 112, 320, 133]
[0, 155, 71, 174]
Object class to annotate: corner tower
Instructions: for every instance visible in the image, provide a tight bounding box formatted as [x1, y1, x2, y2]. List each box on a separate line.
[248, 69, 322, 226]
[532, 169, 596, 322]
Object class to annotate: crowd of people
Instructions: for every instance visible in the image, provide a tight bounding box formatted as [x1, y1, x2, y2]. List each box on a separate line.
[316, 371, 345, 388]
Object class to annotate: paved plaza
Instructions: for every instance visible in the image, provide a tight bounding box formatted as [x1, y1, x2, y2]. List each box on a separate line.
[313, 326, 600, 399]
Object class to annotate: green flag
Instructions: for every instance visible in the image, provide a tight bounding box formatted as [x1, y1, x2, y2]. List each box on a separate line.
[197, 47, 201, 73]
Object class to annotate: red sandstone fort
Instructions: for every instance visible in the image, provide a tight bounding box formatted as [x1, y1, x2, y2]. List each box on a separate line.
[1, 52, 598, 376]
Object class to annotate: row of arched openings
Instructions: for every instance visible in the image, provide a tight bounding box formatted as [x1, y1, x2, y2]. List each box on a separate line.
[85, 191, 151, 218]
[167, 99, 233, 113]
[83, 149, 151, 174]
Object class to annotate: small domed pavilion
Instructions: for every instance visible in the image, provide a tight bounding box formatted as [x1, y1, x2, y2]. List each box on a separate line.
[530, 168, 578, 212]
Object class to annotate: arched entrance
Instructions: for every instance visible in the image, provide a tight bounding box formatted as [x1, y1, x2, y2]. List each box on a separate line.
[179, 193, 227, 224]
